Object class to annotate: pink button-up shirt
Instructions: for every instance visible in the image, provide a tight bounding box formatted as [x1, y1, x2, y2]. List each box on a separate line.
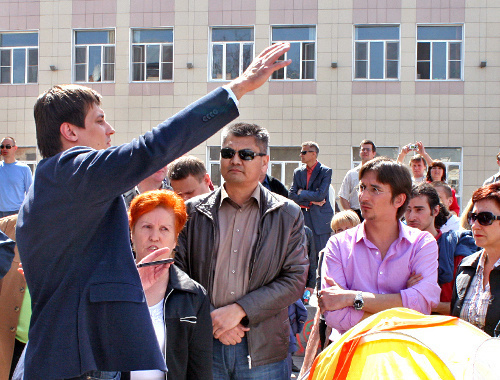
[322, 221, 440, 334]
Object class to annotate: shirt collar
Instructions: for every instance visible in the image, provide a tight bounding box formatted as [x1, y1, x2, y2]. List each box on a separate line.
[355, 220, 411, 245]
[219, 183, 261, 208]
[307, 161, 319, 173]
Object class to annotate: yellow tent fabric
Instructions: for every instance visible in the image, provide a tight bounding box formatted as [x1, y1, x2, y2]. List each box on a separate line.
[308, 308, 490, 380]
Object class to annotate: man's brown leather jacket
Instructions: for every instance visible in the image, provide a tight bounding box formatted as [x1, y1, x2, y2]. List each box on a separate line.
[175, 184, 309, 367]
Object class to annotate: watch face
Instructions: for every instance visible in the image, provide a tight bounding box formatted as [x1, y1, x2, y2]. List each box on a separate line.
[354, 300, 363, 310]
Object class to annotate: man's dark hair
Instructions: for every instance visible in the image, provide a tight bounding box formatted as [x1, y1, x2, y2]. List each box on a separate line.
[409, 154, 426, 167]
[497, 152, 500, 162]
[426, 160, 446, 182]
[301, 141, 319, 154]
[221, 122, 269, 153]
[360, 139, 376, 153]
[359, 157, 412, 219]
[34, 85, 102, 158]
[2, 136, 16, 146]
[167, 155, 207, 181]
[431, 181, 453, 199]
[410, 183, 450, 229]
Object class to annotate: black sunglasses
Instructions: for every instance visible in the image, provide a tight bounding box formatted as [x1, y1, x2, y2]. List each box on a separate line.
[220, 147, 266, 161]
[300, 150, 315, 155]
[468, 211, 500, 226]
[0, 144, 13, 149]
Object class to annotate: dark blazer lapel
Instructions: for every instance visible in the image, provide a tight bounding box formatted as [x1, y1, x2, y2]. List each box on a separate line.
[300, 166, 308, 188]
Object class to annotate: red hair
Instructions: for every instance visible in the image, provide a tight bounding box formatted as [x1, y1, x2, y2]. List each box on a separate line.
[472, 183, 500, 209]
[128, 190, 187, 236]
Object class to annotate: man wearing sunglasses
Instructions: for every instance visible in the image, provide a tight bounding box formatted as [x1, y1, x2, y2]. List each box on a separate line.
[289, 141, 334, 258]
[0, 137, 32, 217]
[16, 43, 292, 380]
[405, 183, 477, 315]
[176, 123, 308, 379]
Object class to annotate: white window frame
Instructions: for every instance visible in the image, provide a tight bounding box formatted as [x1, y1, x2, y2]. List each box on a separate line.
[0, 31, 38, 84]
[416, 24, 464, 81]
[270, 25, 316, 81]
[353, 24, 400, 81]
[130, 28, 174, 82]
[209, 26, 254, 82]
[73, 28, 116, 83]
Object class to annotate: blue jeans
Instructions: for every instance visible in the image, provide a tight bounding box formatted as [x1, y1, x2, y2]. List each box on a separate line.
[213, 337, 288, 380]
[66, 371, 121, 380]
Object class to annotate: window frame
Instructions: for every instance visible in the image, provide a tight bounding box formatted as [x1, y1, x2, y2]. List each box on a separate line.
[415, 24, 464, 81]
[209, 26, 255, 82]
[0, 30, 39, 85]
[130, 27, 174, 83]
[73, 28, 116, 84]
[352, 24, 400, 81]
[270, 25, 317, 81]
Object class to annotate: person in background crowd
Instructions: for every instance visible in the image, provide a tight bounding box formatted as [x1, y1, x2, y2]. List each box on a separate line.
[432, 181, 461, 233]
[175, 123, 308, 379]
[338, 139, 376, 221]
[290, 141, 334, 255]
[425, 160, 460, 215]
[460, 198, 474, 231]
[405, 184, 477, 315]
[0, 137, 32, 217]
[16, 43, 291, 380]
[397, 141, 432, 185]
[483, 151, 500, 186]
[123, 166, 170, 207]
[123, 190, 212, 380]
[0, 214, 30, 379]
[167, 155, 213, 201]
[451, 183, 500, 336]
[319, 157, 440, 336]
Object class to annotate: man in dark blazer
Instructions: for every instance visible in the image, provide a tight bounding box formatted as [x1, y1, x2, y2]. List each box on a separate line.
[16, 43, 291, 380]
[289, 141, 334, 255]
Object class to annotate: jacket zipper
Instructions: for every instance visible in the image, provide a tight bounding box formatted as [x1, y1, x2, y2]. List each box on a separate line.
[162, 288, 174, 380]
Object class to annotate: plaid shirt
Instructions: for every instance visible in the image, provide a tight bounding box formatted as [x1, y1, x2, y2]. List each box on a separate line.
[460, 251, 500, 330]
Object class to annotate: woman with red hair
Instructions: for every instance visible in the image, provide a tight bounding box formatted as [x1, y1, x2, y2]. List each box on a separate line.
[125, 190, 212, 380]
[451, 183, 500, 336]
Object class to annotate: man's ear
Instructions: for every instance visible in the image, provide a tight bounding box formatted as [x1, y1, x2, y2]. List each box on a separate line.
[432, 205, 440, 217]
[203, 173, 211, 185]
[393, 193, 406, 209]
[60, 122, 79, 143]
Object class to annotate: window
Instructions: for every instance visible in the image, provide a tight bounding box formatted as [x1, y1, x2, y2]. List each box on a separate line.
[74, 30, 115, 83]
[417, 25, 463, 80]
[131, 29, 173, 82]
[0, 32, 38, 84]
[207, 146, 300, 188]
[271, 26, 316, 80]
[210, 27, 254, 81]
[354, 25, 399, 80]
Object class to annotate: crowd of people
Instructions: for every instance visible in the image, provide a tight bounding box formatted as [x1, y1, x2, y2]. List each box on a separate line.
[0, 41, 499, 379]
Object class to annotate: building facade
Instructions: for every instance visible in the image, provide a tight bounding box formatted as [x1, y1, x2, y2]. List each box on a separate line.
[0, 0, 499, 205]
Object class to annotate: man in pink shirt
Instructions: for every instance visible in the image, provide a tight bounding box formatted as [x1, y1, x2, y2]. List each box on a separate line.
[319, 157, 440, 335]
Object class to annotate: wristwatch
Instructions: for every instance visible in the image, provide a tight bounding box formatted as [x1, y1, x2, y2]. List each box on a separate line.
[353, 291, 364, 310]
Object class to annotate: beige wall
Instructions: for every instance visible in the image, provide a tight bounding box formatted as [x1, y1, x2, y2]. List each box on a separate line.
[0, 0, 499, 203]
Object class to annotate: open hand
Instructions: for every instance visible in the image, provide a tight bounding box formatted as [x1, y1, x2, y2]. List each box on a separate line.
[136, 247, 172, 291]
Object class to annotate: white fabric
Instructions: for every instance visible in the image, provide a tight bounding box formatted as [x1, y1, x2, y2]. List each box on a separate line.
[338, 165, 361, 210]
[440, 214, 460, 233]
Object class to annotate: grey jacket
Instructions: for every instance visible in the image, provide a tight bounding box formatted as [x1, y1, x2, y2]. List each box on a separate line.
[175, 184, 309, 367]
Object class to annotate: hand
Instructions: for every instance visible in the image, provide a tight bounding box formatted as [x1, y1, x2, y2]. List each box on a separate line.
[318, 276, 354, 313]
[297, 189, 303, 195]
[218, 324, 250, 345]
[211, 303, 247, 339]
[416, 141, 425, 154]
[228, 43, 291, 99]
[311, 199, 326, 207]
[406, 271, 422, 288]
[401, 145, 410, 155]
[17, 262, 25, 278]
[137, 247, 172, 291]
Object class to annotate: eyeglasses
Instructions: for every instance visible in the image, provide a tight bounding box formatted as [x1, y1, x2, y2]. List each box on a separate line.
[357, 184, 385, 196]
[220, 147, 266, 161]
[300, 150, 315, 155]
[468, 211, 500, 226]
[0, 144, 13, 149]
[360, 148, 372, 152]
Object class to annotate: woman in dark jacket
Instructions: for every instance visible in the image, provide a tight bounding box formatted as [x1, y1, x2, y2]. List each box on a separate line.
[451, 183, 500, 336]
[125, 190, 212, 379]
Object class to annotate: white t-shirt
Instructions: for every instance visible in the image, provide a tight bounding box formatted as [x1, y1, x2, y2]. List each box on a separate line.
[338, 165, 361, 210]
[441, 214, 460, 233]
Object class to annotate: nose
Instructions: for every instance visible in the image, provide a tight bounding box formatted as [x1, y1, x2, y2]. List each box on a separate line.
[230, 151, 242, 165]
[149, 228, 160, 241]
[106, 122, 115, 135]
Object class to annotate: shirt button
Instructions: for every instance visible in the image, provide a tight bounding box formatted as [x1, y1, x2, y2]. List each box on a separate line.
[379, 271, 383, 275]
[14, 306, 20, 312]
[236, 229, 240, 232]
[232, 270, 236, 274]
[375, 252, 379, 255]
[230, 291, 235, 295]
[233, 249, 237, 253]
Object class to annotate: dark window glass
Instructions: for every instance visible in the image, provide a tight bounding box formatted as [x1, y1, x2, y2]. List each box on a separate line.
[0, 67, 10, 83]
[133, 63, 144, 81]
[286, 42, 300, 79]
[417, 42, 430, 61]
[225, 43, 240, 80]
[212, 28, 253, 42]
[162, 62, 173, 80]
[132, 29, 173, 44]
[449, 61, 461, 79]
[386, 60, 398, 79]
[417, 62, 430, 79]
[449, 42, 461, 60]
[162, 45, 173, 63]
[355, 61, 367, 78]
[133, 45, 145, 63]
[386, 42, 398, 60]
[242, 44, 252, 72]
[355, 26, 399, 40]
[212, 45, 223, 79]
[1, 50, 10, 66]
[355, 42, 367, 60]
[75, 47, 86, 64]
